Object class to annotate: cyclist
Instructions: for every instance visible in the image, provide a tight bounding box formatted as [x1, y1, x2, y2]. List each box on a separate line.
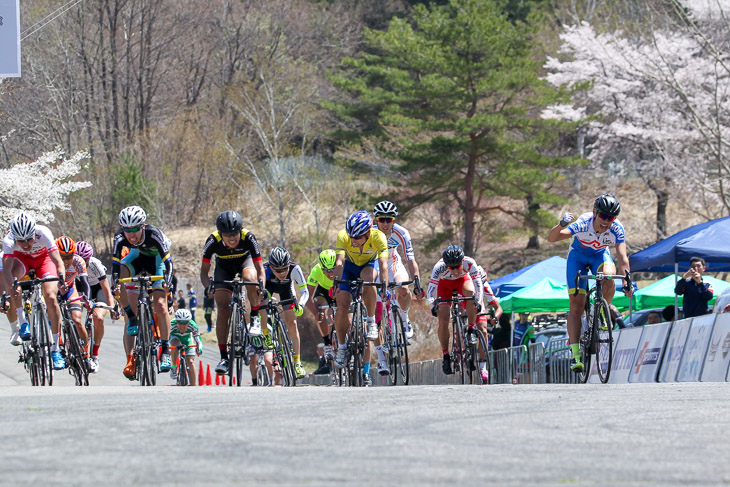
[259, 247, 309, 379]
[476, 264, 502, 382]
[333, 210, 389, 369]
[372, 201, 424, 339]
[75, 241, 117, 372]
[168, 309, 203, 385]
[56, 236, 97, 373]
[2, 212, 67, 369]
[547, 193, 632, 372]
[0, 250, 23, 346]
[111, 205, 174, 378]
[199, 210, 265, 376]
[305, 249, 336, 362]
[426, 245, 483, 375]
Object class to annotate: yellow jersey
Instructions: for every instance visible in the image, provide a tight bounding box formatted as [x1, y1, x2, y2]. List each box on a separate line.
[336, 228, 388, 266]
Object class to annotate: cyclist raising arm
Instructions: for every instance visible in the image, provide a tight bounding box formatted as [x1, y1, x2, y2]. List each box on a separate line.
[547, 194, 632, 372]
[332, 211, 389, 369]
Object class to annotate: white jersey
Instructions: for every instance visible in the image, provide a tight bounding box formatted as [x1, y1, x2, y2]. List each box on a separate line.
[477, 265, 498, 306]
[85, 256, 107, 287]
[568, 212, 625, 256]
[427, 256, 483, 306]
[2, 225, 57, 259]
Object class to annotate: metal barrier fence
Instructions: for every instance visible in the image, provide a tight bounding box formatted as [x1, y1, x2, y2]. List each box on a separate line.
[548, 340, 580, 384]
[299, 342, 547, 386]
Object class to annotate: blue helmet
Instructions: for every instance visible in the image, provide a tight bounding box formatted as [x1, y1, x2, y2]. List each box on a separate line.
[345, 210, 373, 238]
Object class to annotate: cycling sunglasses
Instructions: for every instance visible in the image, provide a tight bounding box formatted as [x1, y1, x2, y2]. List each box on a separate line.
[15, 237, 34, 243]
[447, 264, 462, 270]
[177, 320, 190, 324]
[272, 266, 289, 273]
[123, 226, 142, 233]
[377, 217, 394, 223]
[597, 213, 616, 222]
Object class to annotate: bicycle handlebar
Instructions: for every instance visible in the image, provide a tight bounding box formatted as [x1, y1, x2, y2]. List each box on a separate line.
[435, 295, 476, 304]
[332, 278, 384, 290]
[573, 270, 632, 296]
[118, 275, 165, 284]
[15, 275, 62, 290]
[387, 280, 414, 289]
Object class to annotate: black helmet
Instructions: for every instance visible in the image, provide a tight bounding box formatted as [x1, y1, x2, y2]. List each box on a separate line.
[216, 210, 242, 234]
[442, 245, 465, 266]
[594, 194, 621, 217]
[268, 247, 291, 268]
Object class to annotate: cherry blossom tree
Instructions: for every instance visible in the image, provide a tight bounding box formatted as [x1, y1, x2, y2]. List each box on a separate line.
[543, 0, 730, 239]
[0, 147, 91, 227]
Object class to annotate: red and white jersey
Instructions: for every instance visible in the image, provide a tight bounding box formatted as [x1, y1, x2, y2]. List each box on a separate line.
[427, 256, 483, 305]
[477, 265, 498, 306]
[63, 255, 87, 288]
[2, 225, 57, 259]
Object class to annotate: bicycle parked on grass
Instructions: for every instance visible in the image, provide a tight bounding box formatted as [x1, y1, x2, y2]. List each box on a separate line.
[118, 273, 164, 386]
[383, 280, 413, 386]
[333, 277, 384, 387]
[58, 294, 89, 386]
[573, 270, 632, 384]
[214, 275, 261, 388]
[436, 291, 487, 384]
[263, 295, 298, 387]
[15, 271, 58, 386]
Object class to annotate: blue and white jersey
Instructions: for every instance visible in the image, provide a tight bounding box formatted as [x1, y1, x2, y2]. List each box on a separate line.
[567, 212, 625, 256]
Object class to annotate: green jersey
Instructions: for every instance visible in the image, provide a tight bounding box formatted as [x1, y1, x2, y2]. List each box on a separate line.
[306, 263, 333, 290]
[170, 319, 202, 349]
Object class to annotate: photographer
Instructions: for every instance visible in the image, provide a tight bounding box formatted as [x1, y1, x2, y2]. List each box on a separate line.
[674, 256, 714, 318]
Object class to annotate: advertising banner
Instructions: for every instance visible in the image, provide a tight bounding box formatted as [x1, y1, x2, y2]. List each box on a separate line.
[629, 322, 671, 383]
[700, 313, 730, 382]
[0, 0, 20, 77]
[658, 319, 692, 382]
[677, 314, 716, 382]
[608, 327, 642, 384]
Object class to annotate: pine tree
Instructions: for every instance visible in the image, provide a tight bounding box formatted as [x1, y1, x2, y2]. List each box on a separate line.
[330, 0, 581, 254]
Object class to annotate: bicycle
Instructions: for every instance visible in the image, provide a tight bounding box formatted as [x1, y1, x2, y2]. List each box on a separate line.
[261, 295, 298, 386]
[332, 277, 383, 387]
[436, 291, 483, 384]
[214, 275, 261, 387]
[118, 273, 165, 386]
[57, 294, 89, 386]
[81, 299, 117, 370]
[383, 280, 414, 386]
[573, 270, 632, 384]
[248, 347, 272, 386]
[15, 271, 59, 386]
[318, 304, 345, 386]
[170, 337, 199, 386]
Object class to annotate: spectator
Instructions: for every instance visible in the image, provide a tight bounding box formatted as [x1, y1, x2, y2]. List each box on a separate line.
[490, 313, 512, 350]
[203, 285, 215, 333]
[187, 283, 198, 322]
[176, 290, 186, 312]
[313, 343, 331, 375]
[647, 311, 662, 325]
[512, 312, 535, 347]
[674, 257, 714, 318]
[662, 304, 681, 322]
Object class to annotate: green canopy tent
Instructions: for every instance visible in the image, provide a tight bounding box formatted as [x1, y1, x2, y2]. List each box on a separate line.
[498, 277, 571, 313]
[612, 275, 730, 311]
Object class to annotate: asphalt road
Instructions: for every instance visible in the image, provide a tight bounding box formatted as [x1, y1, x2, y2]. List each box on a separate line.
[0, 318, 729, 485]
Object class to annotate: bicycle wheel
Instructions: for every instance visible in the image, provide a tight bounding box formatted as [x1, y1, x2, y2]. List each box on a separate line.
[578, 307, 593, 384]
[594, 297, 613, 383]
[138, 304, 155, 386]
[452, 314, 466, 384]
[36, 309, 54, 386]
[64, 322, 86, 386]
[276, 321, 296, 386]
[390, 311, 409, 386]
[227, 302, 242, 387]
[474, 329, 489, 385]
[351, 303, 365, 387]
[178, 353, 189, 386]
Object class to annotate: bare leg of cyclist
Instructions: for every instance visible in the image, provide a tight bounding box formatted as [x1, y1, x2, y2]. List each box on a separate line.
[248, 353, 258, 384]
[92, 309, 105, 355]
[71, 308, 89, 353]
[568, 292, 587, 368]
[187, 355, 196, 386]
[41, 280, 62, 344]
[599, 262, 617, 303]
[214, 289, 232, 374]
[462, 280, 476, 326]
[243, 267, 261, 330]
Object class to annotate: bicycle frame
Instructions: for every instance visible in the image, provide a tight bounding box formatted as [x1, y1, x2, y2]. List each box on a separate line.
[58, 294, 89, 386]
[264, 296, 297, 386]
[436, 291, 476, 384]
[384, 280, 413, 386]
[16, 273, 59, 386]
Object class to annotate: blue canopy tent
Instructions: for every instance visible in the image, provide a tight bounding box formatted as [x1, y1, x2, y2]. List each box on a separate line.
[629, 216, 730, 272]
[490, 256, 567, 297]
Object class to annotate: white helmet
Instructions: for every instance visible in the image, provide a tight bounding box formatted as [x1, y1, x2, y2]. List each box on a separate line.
[175, 309, 192, 322]
[10, 212, 36, 241]
[373, 200, 398, 218]
[118, 206, 147, 228]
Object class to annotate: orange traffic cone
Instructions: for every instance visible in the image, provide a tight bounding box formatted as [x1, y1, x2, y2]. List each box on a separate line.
[233, 376, 236, 386]
[205, 363, 212, 386]
[215, 373, 220, 385]
[198, 361, 204, 386]
[222, 374, 227, 385]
